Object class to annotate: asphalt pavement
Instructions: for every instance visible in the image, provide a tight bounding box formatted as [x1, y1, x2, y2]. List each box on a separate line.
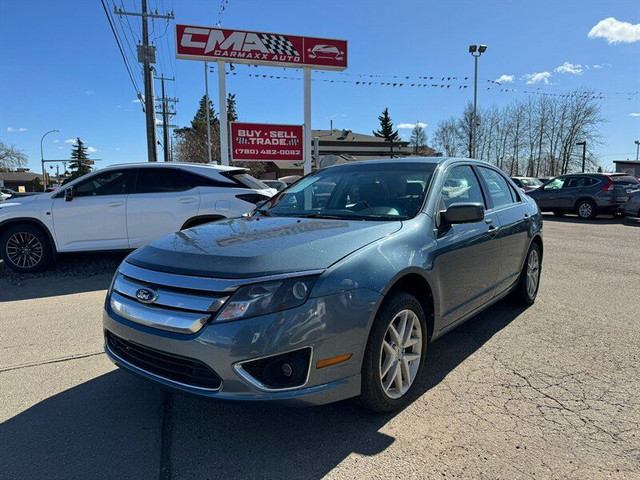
[1, 214, 639, 479]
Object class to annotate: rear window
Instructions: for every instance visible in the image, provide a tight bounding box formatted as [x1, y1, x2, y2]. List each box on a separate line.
[228, 172, 269, 190]
[612, 175, 639, 185]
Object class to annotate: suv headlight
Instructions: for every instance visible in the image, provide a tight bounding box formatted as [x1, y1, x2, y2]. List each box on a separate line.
[216, 275, 318, 322]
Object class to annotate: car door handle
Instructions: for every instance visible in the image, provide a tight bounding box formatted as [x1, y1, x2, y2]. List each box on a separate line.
[108, 201, 124, 207]
[179, 197, 197, 204]
[485, 218, 493, 225]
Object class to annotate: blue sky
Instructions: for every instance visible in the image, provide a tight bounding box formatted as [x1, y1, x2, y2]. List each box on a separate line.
[1, 0, 639, 174]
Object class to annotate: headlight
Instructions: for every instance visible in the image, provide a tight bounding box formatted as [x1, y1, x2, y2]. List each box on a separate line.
[216, 275, 318, 322]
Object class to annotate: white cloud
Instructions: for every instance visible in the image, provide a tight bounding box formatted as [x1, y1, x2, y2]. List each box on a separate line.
[64, 138, 76, 144]
[555, 62, 583, 75]
[155, 118, 163, 125]
[85, 90, 96, 96]
[588, 17, 640, 44]
[53, 139, 59, 143]
[131, 98, 142, 103]
[523, 72, 552, 84]
[87, 146, 97, 153]
[397, 122, 428, 129]
[629, 113, 640, 117]
[495, 74, 514, 84]
[6, 127, 27, 132]
[592, 64, 605, 69]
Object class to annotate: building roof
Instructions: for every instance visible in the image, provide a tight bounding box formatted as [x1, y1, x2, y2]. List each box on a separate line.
[0, 171, 42, 182]
[311, 129, 409, 145]
[613, 160, 640, 165]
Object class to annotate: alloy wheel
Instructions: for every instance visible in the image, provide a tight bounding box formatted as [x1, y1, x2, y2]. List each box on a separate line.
[6, 231, 43, 269]
[379, 309, 423, 399]
[526, 249, 540, 298]
[578, 202, 593, 218]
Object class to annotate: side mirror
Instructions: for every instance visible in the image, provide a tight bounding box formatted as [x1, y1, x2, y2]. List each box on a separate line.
[64, 187, 74, 202]
[440, 202, 484, 226]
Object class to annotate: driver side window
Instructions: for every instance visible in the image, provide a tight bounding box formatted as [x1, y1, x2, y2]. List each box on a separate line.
[73, 170, 131, 197]
[439, 165, 485, 210]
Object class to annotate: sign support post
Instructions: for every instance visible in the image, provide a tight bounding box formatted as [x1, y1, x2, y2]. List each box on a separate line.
[218, 61, 229, 166]
[303, 68, 312, 176]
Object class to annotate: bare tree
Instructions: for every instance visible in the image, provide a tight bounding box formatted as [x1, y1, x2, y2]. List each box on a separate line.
[409, 122, 428, 155]
[0, 141, 28, 171]
[433, 118, 460, 157]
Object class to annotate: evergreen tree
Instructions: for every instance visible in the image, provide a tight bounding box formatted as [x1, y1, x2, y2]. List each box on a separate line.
[409, 122, 428, 155]
[227, 93, 238, 122]
[373, 108, 399, 141]
[68, 137, 92, 180]
[190, 95, 219, 134]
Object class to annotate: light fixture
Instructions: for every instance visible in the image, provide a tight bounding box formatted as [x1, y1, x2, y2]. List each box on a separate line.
[469, 45, 477, 53]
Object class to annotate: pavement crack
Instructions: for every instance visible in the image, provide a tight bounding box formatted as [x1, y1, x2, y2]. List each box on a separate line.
[0, 351, 105, 373]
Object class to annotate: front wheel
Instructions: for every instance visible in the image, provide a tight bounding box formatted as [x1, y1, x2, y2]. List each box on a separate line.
[0, 224, 53, 273]
[359, 292, 428, 413]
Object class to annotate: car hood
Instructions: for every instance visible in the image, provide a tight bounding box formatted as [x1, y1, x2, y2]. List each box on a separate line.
[126, 216, 402, 278]
[0, 194, 43, 209]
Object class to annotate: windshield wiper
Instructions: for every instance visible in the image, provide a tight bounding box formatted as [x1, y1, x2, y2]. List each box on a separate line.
[255, 208, 273, 217]
[293, 213, 354, 220]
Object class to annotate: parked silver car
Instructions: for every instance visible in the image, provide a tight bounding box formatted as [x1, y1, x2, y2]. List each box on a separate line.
[103, 158, 543, 412]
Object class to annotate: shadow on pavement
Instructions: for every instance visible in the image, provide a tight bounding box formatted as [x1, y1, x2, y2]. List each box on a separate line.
[0, 369, 163, 480]
[0, 252, 125, 302]
[541, 213, 640, 227]
[0, 301, 526, 480]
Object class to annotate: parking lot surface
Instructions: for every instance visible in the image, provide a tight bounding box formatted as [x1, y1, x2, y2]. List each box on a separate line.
[1, 214, 639, 479]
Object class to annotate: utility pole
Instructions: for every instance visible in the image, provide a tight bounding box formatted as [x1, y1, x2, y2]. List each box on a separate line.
[114, 1, 174, 162]
[205, 62, 212, 163]
[468, 45, 487, 159]
[635, 140, 639, 162]
[41, 129, 59, 191]
[154, 75, 177, 162]
[576, 141, 586, 172]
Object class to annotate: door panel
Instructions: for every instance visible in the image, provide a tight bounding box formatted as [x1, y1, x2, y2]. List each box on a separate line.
[51, 169, 131, 252]
[127, 168, 201, 248]
[433, 165, 501, 326]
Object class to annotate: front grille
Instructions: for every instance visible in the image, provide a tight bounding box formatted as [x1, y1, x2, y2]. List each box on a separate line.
[106, 331, 222, 389]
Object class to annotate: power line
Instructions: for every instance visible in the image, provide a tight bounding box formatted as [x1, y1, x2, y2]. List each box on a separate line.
[100, 0, 143, 104]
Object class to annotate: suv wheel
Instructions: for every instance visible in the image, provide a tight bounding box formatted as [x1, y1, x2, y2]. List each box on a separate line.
[0, 224, 53, 273]
[512, 242, 542, 305]
[576, 200, 597, 220]
[359, 292, 427, 413]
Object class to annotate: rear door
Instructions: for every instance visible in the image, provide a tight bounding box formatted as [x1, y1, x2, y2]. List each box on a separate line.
[51, 169, 133, 251]
[126, 167, 200, 249]
[477, 166, 530, 295]
[433, 164, 501, 326]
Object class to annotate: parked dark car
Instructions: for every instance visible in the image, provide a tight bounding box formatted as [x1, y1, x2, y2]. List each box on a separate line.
[623, 189, 640, 218]
[527, 173, 640, 219]
[103, 157, 543, 412]
[511, 176, 543, 193]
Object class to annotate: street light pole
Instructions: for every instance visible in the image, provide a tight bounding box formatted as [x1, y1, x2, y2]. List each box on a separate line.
[41, 129, 59, 191]
[576, 141, 586, 172]
[635, 140, 639, 162]
[469, 45, 487, 159]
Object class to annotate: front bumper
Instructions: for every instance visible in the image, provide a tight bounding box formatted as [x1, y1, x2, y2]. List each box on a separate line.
[103, 288, 381, 406]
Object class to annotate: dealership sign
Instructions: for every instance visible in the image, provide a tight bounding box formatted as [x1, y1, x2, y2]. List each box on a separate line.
[230, 123, 304, 162]
[176, 25, 347, 70]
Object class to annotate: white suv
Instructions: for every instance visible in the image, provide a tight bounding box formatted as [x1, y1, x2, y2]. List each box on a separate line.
[0, 163, 276, 272]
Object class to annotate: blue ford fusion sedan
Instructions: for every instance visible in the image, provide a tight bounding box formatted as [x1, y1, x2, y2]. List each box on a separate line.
[104, 157, 543, 412]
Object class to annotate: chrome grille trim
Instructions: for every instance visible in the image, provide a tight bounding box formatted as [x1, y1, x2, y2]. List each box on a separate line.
[110, 292, 210, 334]
[114, 274, 228, 312]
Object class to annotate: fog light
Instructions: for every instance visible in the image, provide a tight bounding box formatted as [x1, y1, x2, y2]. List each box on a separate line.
[239, 347, 312, 390]
[282, 362, 293, 377]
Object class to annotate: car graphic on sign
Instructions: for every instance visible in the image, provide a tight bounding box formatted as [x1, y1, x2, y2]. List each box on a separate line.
[307, 44, 344, 61]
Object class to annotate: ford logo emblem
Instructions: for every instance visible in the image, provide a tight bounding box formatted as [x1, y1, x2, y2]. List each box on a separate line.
[135, 288, 158, 304]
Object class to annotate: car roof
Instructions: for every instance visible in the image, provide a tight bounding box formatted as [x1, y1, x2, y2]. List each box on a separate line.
[325, 156, 479, 169]
[102, 162, 245, 173]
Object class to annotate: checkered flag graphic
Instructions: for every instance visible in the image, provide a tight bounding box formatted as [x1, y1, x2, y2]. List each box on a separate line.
[259, 34, 299, 56]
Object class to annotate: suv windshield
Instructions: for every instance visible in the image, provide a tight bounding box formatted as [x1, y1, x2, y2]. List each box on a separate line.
[259, 162, 436, 221]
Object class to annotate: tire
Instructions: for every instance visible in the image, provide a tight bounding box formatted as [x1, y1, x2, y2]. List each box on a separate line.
[553, 211, 565, 217]
[576, 199, 597, 220]
[359, 292, 428, 413]
[511, 242, 542, 306]
[0, 224, 53, 273]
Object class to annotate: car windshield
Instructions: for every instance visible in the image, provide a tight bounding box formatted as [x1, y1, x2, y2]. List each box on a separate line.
[520, 178, 542, 187]
[258, 162, 436, 221]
